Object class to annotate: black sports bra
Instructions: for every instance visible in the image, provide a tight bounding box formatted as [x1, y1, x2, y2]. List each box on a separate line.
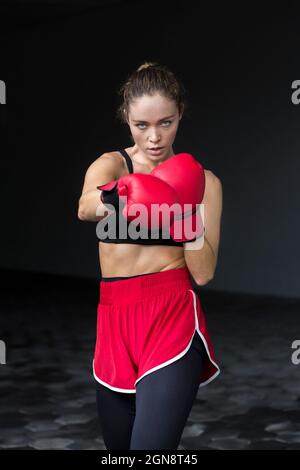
[96, 149, 196, 247]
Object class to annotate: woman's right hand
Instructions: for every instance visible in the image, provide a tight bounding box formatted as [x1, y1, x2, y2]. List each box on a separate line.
[98, 174, 180, 231]
[98, 180, 120, 210]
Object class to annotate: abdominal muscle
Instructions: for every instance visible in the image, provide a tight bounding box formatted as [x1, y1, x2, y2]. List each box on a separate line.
[99, 242, 187, 277]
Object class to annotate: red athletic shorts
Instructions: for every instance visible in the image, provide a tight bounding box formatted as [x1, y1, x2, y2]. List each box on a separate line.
[93, 267, 220, 393]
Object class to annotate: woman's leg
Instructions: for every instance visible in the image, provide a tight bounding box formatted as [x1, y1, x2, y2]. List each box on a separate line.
[96, 382, 136, 450]
[130, 333, 206, 450]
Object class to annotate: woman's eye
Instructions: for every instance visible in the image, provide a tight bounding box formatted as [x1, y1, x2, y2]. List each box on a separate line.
[136, 121, 172, 130]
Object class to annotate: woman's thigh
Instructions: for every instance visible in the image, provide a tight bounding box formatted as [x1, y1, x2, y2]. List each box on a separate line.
[96, 382, 136, 450]
[130, 334, 206, 450]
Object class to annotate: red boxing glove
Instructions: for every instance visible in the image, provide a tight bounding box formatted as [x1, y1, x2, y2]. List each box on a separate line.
[98, 174, 180, 231]
[151, 153, 205, 242]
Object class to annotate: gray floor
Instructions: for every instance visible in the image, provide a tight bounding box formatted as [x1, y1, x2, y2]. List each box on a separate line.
[0, 269, 299, 450]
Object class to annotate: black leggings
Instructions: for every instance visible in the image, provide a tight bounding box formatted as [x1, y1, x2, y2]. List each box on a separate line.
[96, 332, 205, 450]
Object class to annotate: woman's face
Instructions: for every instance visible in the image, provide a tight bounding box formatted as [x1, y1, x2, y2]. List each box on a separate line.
[126, 93, 182, 161]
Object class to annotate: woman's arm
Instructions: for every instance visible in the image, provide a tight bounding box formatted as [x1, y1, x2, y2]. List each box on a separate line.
[77, 153, 123, 222]
[184, 170, 223, 286]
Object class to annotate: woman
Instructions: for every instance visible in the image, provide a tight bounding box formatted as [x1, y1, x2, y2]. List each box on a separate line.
[78, 62, 223, 450]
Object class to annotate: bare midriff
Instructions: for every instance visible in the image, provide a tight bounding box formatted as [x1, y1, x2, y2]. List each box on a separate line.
[99, 241, 186, 277]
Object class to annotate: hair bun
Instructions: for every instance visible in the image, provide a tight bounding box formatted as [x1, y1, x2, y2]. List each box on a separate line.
[137, 62, 157, 72]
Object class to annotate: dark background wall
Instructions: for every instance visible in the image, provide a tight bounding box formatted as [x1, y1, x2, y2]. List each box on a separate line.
[0, 1, 299, 298]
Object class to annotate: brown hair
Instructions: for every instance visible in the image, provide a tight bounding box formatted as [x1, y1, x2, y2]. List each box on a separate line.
[116, 61, 188, 124]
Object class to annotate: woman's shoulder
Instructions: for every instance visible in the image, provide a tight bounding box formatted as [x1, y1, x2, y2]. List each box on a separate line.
[97, 149, 124, 164]
[95, 150, 127, 176]
[203, 169, 222, 202]
[204, 168, 222, 186]
[105, 147, 135, 176]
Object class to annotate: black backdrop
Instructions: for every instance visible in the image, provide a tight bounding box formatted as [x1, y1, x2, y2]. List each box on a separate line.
[1, 1, 299, 298]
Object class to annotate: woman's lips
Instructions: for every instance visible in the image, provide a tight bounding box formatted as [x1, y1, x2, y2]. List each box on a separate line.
[148, 147, 164, 154]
